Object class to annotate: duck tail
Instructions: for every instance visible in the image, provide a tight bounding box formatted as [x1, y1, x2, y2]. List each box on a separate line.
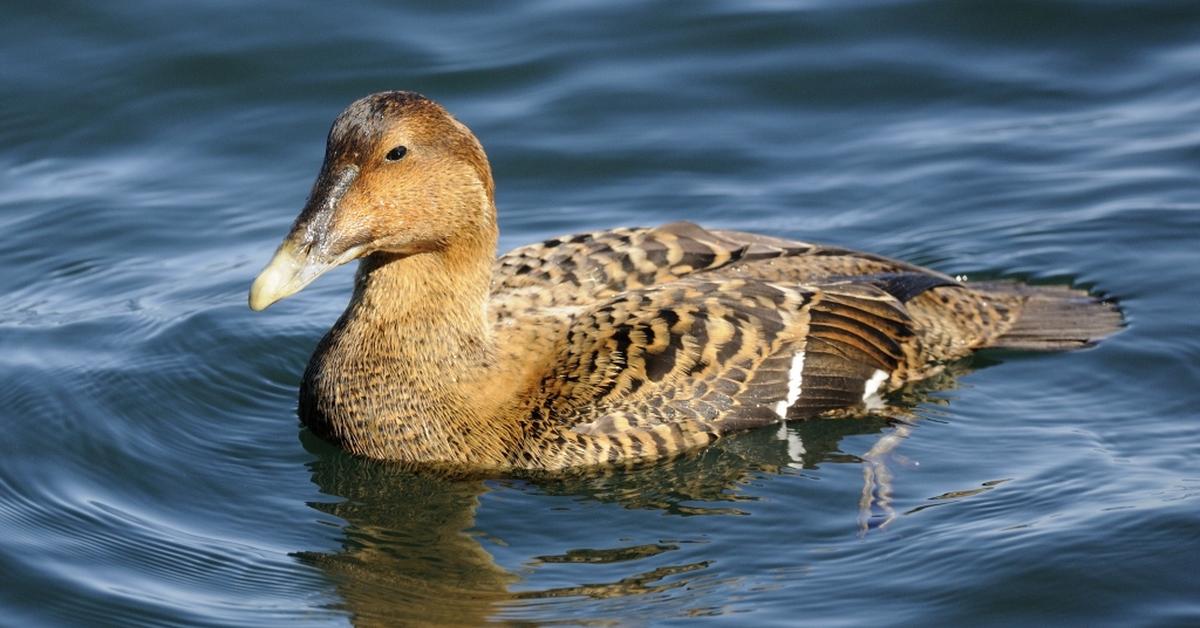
[979, 282, 1125, 351]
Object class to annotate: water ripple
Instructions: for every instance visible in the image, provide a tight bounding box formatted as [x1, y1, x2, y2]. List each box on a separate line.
[2, 0, 1199, 625]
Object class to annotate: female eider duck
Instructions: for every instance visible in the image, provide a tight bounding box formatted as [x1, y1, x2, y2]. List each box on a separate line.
[250, 91, 1122, 471]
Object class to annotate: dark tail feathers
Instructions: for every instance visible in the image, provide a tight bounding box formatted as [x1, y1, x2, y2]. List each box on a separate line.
[977, 282, 1124, 351]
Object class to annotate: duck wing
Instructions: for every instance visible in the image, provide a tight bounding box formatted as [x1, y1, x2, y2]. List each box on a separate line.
[491, 220, 966, 311]
[491, 221, 812, 311]
[499, 222, 1121, 469]
[523, 277, 925, 469]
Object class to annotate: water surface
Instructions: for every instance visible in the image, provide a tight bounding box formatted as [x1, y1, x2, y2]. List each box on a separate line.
[2, 1, 1199, 625]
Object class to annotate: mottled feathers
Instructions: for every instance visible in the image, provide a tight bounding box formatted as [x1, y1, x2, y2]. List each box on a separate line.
[487, 222, 1121, 469]
[260, 93, 1123, 472]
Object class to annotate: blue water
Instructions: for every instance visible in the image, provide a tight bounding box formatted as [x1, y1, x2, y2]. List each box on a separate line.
[3, 1, 1199, 625]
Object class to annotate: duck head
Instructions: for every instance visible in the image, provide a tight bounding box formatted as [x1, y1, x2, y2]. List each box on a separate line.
[249, 91, 495, 311]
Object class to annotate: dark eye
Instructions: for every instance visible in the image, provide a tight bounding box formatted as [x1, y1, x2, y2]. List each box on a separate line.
[385, 145, 408, 161]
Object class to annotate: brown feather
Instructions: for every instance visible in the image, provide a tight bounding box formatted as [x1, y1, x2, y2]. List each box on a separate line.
[251, 91, 1124, 472]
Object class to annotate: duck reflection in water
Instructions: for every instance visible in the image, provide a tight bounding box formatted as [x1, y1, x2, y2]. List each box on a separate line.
[294, 367, 975, 625]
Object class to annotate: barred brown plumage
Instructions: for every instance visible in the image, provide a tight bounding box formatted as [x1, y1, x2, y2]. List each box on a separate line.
[249, 91, 1124, 472]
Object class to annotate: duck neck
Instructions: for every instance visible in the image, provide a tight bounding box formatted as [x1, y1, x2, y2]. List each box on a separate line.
[302, 229, 515, 464]
[352, 235, 495, 364]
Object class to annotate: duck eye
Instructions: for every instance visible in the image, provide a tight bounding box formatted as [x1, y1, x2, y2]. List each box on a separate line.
[385, 145, 408, 161]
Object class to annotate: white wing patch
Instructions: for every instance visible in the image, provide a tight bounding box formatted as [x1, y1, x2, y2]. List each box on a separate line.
[862, 369, 889, 410]
[773, 350, 806, 418]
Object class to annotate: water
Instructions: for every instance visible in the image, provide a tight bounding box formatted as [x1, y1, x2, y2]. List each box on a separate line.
[2, 1, 1198, 625]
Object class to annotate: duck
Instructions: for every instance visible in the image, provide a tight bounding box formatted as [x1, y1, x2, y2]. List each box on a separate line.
[249, 91, 1122, 472]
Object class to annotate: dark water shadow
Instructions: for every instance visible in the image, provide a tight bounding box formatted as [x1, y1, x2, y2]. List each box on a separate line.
[295, 439, 517, 626]
[294, 360, 981, 625]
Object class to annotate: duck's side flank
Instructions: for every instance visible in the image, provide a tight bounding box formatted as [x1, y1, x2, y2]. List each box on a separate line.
[491, 223, 1122, 470]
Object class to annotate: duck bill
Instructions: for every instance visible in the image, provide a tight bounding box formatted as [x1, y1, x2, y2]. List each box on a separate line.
[248, 240, 367, 311]
[249, 241, 325, 311]
[249, 163, 367, 311]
